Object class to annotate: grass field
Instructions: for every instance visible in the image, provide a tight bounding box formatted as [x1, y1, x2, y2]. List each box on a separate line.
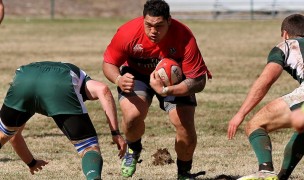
[0, 17, 303, 180]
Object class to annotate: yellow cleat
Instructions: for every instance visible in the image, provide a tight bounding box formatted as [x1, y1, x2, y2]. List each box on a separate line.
[237, 170, 278, 180]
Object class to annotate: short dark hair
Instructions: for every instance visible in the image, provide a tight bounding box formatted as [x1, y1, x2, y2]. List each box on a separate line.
[143, 0, 170, 20]
[281, 14, 304, 37]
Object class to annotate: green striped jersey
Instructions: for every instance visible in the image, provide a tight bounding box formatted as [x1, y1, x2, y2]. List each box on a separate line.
[268, 38, 304, 83]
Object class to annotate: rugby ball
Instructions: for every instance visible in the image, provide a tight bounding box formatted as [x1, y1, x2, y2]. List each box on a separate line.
[155, 58, 182, 86]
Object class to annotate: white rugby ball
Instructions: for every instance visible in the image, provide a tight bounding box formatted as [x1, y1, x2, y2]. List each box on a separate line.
[155, 58, 182, 86]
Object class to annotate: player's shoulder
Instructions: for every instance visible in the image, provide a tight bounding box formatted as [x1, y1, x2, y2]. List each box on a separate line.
[275, 38, 304, 50]
[170, 18, 194, 38]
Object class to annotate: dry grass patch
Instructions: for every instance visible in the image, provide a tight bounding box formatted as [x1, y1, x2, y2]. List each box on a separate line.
[0, 18, 303, 179]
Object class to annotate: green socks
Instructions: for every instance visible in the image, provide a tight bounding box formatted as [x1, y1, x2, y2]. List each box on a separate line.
[82, 151, 103, 180]
[278, 132, 304, 180]
[249, 128, 274, 171]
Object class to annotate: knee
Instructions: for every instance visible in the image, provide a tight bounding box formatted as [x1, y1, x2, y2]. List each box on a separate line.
[79, 146, 100, 158]
[176, 126, 197, 144]
[73, 136, 100, 157]
[122, 114, 145, 131]
[96, 82, 110, 94]
[245, 120, 262, 137]
[123, 116, 136, 129]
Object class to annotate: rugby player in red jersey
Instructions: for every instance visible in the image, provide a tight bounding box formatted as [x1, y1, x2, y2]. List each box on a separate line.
[102, 0, 211, 179]
[0, 0, 4, 24]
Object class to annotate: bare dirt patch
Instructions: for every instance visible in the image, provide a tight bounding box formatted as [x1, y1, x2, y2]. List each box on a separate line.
[152, 148, 174, 166]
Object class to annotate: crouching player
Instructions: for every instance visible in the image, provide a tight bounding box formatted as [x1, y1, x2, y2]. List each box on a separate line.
[0, 61, 126, 179]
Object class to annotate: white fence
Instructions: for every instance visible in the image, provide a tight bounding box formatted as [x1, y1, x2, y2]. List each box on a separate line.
[166, 0, 304, 19]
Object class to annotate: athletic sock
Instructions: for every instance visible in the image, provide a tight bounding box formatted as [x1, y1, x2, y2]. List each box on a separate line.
[177, 159, 192, 175]
[127, 138, 142, 154]
[249, 128, 274, 171]
[82, 151, 103, 180]
[278, 132, 304, 180]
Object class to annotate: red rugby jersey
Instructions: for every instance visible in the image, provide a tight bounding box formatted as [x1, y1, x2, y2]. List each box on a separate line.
[103, 17, 211, 79]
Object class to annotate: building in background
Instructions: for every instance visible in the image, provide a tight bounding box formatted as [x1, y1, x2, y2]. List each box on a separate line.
[166, 0, 304, 20]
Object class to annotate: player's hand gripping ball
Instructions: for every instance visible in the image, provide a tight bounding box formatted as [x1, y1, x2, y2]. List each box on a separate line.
[155, 58, 182, 86]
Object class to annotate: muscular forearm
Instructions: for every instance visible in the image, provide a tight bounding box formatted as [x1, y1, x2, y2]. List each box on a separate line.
[102, 61, 121, 84]
[237, 76, 273, 116]
[164, 75, 206, 96]
[85, 80, 120, 131]
[10, 126, 34, 164]
[237, 63, 282, 117]
[99, 88, 119, 131]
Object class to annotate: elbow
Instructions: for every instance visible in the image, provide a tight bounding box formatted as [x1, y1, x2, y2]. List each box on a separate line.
[97, 83, 110, 95]
[88, 81, 111, 100]
[196, 75, 207, 93]
[196, 83, 205, 93]
[185, 76, 206, 94]
[190, 82, 205, 94]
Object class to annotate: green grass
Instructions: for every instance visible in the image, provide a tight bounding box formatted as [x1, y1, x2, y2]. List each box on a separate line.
[0, 18, 303, 179]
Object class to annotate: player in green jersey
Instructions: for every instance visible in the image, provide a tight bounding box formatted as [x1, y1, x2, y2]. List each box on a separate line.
[0, 61, 126, 179]
[228, 14, 304, 180]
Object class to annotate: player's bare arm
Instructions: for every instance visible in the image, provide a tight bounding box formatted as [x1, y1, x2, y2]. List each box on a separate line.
[102, 61, 121, 84]
[85, 80, 127, 157]
[102, 61, 134, 93]
[150, 71, 205, 97]
[227, 62, 283, 139]
[9, 124, 49, 174]
[183, 75, 206, 94]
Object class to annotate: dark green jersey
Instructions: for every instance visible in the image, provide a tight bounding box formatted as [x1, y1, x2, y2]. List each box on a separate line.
[4, 61, 92, 116]
[267, 38, 304, 83]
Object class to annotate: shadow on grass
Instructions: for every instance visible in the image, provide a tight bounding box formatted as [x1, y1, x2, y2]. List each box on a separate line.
[0, 158, 16, 162]
[194, 172, 240, 180]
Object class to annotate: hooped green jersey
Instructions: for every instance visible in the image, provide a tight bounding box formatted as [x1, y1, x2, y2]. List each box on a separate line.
[267, 37, 304, 83]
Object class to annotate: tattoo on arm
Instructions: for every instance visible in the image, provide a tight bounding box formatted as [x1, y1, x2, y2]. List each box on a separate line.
[183, 75, 206, 94]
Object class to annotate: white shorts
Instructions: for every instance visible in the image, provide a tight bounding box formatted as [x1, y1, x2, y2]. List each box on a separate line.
[282, 82, 304, 110]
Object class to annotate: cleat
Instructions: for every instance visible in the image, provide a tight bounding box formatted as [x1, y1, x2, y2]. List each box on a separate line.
[237, 170, 278, 180]
[177, 171, 195, 180]
[121, 148, 140, 177]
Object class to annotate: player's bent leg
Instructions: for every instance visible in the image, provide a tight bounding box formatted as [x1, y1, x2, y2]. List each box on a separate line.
[278, 132, 304, 180]
[53, 114, 102, 180]
[245, 98, 291, 136]
[119, 95, 149, 177]
[169, 106, 197, 180]
[0, 120, 19, 147]
[169, 105, 196, 160]
[0, 105, 32, 148]
[240, 98, 289, 179]
[120, 95, 149, 141]
[73, 137, 102, 180]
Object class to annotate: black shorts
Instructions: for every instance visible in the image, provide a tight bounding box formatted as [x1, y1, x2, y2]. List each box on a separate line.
[0, 105, 97, 141]
[118, 66, 197, 112]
